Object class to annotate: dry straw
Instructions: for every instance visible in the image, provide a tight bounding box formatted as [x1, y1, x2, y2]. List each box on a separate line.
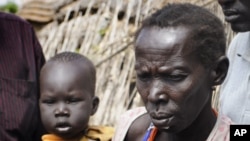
[34, 0, 235, 126]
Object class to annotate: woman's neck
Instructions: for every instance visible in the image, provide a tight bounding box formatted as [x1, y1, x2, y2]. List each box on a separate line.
[156, 103, 216, 141]
[174, 104, 216, 141]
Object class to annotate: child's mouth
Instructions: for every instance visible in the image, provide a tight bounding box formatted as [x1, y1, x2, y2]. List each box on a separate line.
[55, 123, 71, 132]
[56, 126, 71, 132]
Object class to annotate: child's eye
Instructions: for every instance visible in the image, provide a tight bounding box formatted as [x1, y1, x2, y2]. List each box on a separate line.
[42, 99, 56, 104]
[66, 98, 81, 104]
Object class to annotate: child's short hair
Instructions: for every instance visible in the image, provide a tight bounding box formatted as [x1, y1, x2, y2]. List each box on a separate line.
[136, 3, 226, 68]
[47, 52, 96, 94]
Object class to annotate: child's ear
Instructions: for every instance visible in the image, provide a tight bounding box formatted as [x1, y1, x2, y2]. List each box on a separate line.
[91, 96, 99, 115]
[210, 56, 229, 86]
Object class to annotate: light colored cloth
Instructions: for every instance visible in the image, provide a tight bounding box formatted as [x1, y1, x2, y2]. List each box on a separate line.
[219, 31, 250, 124]
[112, 107, 147, 141]
[42, 126, 114, 141]
[113, 107, 232, 141]
[206, 115, 232, 141]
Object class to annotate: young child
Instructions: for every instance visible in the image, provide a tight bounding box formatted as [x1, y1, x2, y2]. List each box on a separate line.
[113, 3, 232, 141]
[39, 52, 114, 141]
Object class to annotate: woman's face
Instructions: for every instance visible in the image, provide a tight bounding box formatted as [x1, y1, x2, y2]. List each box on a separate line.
[135, 26, 212, 133]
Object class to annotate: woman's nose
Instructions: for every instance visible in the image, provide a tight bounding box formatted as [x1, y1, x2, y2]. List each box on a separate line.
[54, 103, 69, 117]
[148, 80, 169, 103]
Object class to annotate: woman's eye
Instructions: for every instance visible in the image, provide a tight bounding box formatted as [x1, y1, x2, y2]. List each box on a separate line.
[162, 73, 187, 82]
[137, 73, 151, 81]
[169, 75, 186, 81]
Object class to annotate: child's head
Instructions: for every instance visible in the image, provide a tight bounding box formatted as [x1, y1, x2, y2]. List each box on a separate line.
[39, 52, 99, 139]
[134, 3, 228, 133]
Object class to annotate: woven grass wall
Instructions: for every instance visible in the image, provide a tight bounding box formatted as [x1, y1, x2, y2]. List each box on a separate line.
[31, 0, 235, 126]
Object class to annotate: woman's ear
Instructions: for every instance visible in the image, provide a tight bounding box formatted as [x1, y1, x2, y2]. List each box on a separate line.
[91, 96, 99, 115]
[211, 56, 229, 86]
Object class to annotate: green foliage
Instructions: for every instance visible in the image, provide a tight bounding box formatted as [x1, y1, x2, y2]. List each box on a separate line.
[99, 27, 108, 37]
[0, 2, 18, 13]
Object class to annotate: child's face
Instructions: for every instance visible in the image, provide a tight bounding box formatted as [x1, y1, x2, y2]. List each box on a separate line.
[135, 26, 212, 133]
[39, 62, 98, 139]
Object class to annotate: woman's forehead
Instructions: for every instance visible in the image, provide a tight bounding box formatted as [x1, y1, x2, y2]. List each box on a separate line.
[135, 26, 193, 53]
[135, 26, 198, 58]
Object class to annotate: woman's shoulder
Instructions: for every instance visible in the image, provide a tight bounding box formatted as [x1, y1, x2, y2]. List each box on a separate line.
[206, 115, 233, 141]
[112, 107, 148, 141]
[125, 110, 151, 141]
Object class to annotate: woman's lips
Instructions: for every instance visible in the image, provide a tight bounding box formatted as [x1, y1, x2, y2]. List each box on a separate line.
[150, 112, 173, 128]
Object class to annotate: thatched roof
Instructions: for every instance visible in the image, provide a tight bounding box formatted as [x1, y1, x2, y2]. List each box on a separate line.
[18, 0, 235, 126]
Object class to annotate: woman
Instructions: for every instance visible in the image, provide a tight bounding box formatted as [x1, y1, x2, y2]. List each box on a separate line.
[113, 3, 232, 141]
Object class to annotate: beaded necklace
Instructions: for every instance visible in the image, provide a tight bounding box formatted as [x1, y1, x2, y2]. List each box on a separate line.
[142, 123, 158, 141]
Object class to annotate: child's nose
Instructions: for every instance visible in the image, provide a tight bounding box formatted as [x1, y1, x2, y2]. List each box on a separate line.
[54, 103, 70, 117]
